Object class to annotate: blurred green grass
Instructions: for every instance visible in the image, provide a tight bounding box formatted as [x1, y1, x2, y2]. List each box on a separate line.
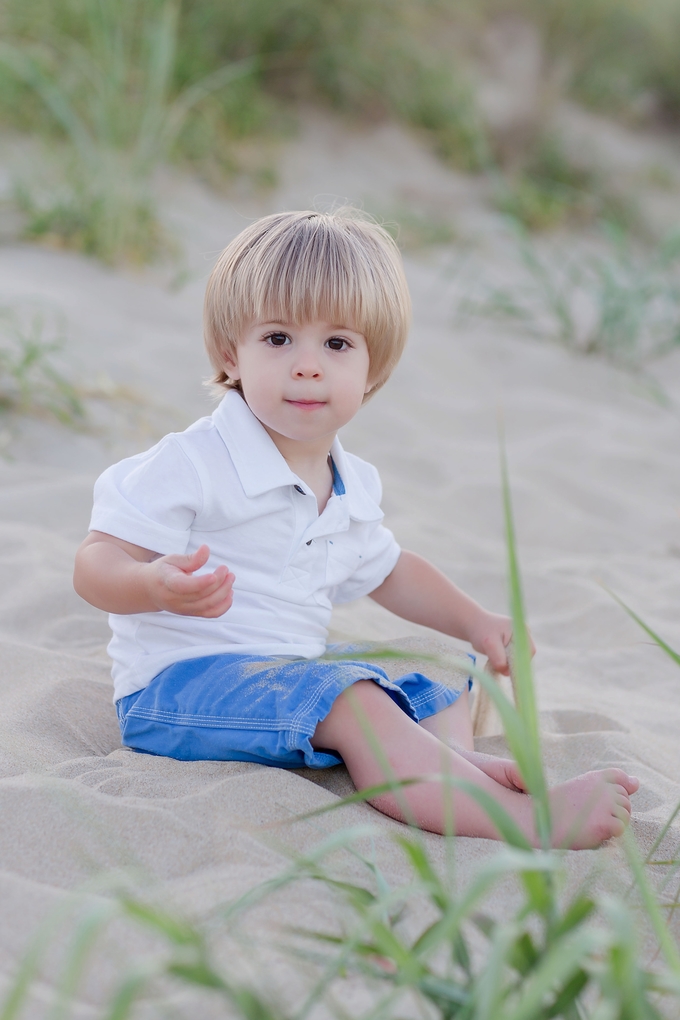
[3, 451, 680, 1018]
[459, 226, 680, 369]
[0, 304, 84, 423]
[5, 0, 680, 156]
[1, 0, 680, 262]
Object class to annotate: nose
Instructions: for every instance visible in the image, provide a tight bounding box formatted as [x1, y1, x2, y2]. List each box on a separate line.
[292, 350, 323, 379]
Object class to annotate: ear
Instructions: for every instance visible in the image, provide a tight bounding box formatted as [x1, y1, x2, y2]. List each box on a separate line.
[221, 348, 241, 381]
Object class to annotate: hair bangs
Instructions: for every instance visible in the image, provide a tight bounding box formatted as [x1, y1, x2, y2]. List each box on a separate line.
[249, 224, 382, 340]
[205, 210, 411, 397]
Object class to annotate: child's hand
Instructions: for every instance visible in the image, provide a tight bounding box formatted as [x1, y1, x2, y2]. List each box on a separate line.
[143, 544, 235, 617]
[467, 611, 536, 675]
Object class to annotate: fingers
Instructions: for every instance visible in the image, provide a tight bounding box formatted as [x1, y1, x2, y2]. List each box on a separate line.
[172, 574, 234, 617]
[485, 636, 510, 675]
[171, 569, 235, 612]
[148, 549, 236, 616]
[504, 628, 536, 663]
[165, 563, 229, 597]
[472, 613, 537, 672]
[164, 544, 211, 574]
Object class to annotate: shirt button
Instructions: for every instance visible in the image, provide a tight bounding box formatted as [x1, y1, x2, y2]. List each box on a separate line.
[294, 484, 305, 494]
[306, 540, 312, 546]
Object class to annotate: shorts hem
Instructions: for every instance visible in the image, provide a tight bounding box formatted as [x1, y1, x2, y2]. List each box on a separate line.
[116, 653, 471, 768]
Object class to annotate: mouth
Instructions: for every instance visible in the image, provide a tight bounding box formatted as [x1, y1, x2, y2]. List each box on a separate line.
[285, 399, 327, 410]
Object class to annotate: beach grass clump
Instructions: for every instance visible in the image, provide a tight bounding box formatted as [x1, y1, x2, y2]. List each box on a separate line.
[177, 0, 489, 172]
[4, 0, 680, 263]
[366, 204, 457, 252]
[0, 0, 485, 263]
[3, 451, 680, 1019]
[0, 0, 254, 263]
[0, 304, 84, 424]
[469, 0, 680, 125]
[462, 228, 680, 366]
[492, 136, 638, 234]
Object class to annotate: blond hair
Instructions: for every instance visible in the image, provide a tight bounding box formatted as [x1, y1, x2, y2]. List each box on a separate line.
[204, 209, 411, 398]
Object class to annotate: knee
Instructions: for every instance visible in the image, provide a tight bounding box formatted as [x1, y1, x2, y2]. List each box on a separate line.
[341, 678, 385, 705]
[311, 680, 388, 751]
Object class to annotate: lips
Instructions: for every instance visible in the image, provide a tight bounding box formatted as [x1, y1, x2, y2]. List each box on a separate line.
[285, 399, 327, 408]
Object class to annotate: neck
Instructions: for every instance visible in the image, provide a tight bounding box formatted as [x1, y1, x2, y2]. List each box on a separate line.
[261, 425, 335, 477]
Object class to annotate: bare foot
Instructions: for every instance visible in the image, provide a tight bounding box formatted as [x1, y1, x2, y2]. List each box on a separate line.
[458, 749, 527, 793]
[549, 769, 640, 849]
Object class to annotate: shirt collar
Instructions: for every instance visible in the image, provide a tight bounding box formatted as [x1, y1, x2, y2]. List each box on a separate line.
[212, 391, 383, 523]
[328, 437, 383, 522]
[212, 390, 297, 496]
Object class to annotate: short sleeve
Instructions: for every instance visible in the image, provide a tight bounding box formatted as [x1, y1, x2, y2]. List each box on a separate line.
[328, 522, 401, 605]
[89, 437, 203, 555]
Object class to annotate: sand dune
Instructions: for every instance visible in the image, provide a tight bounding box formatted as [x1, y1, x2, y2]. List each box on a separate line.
[1, 113, 680, 1012]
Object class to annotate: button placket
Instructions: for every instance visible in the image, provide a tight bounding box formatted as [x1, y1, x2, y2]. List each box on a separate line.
[280, 481, 318, 587]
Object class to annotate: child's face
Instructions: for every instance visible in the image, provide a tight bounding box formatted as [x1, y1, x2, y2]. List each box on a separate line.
[222, 320, 372, 444]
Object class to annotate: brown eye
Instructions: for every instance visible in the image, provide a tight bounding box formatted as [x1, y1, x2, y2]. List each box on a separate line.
[266, 332, 290, 347]
[326, 337, 348, 351]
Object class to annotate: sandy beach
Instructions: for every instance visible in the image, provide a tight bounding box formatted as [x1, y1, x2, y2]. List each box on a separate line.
[1, 110, 680, 1013]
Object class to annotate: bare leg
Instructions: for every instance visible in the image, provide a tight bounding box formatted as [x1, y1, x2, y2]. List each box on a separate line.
[419, 687, 474, 750]
[312, 681, 639, 847]
[420, 688, 526, 791]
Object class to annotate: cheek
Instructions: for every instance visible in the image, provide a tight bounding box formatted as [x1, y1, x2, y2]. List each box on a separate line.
[344, 356, 371, 402]
[238, 353, 277, 389]
[339, 376, 371, 413]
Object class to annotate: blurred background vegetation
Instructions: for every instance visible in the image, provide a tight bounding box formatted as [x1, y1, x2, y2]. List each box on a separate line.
[0, 0, 679, 262]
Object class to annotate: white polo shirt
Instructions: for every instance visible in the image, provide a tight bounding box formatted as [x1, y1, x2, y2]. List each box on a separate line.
[90, 390, 401, 701]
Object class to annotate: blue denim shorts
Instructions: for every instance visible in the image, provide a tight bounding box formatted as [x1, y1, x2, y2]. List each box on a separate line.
[116, 651, 472, 769]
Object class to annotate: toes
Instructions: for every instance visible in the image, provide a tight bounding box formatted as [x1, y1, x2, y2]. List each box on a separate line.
[611, 785, 632, 814]
[600, 768, 628, 783]
[598, 769, 640, 795]
[610, 816, 626, 837]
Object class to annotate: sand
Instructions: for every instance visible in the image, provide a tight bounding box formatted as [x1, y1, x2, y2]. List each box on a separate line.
[1, 111, 680, 1014]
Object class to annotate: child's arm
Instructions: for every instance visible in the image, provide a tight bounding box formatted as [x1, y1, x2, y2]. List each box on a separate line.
[369, 550, 533, 675]
[74, 532, 235, 617]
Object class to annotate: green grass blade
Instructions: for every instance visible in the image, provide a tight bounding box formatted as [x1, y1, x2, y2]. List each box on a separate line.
[278, 772, 533, 847]
[622, 829, 680, 974]
[499, 430, 551, 848]
[219, 825, 380, 922]
[0, 43, 93, 159]
[0, 901, 78, 1020]
[266, 777, 423, 824]
[504, 929, 606, 1020]
[118, 898, 200, 946]
[414, 849, 558, 958]
[474, 921, 518, 1020]
[49, 901, 119, 1020]
[466, 660, 534, 784]
[645, 799, 680, 865]
[452, 778, 533, 848]
[102, 963, 158, 1020]
[394, 834, 447, 906]
[603, 585, 680, 667]
[169, 57, 256, 129]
